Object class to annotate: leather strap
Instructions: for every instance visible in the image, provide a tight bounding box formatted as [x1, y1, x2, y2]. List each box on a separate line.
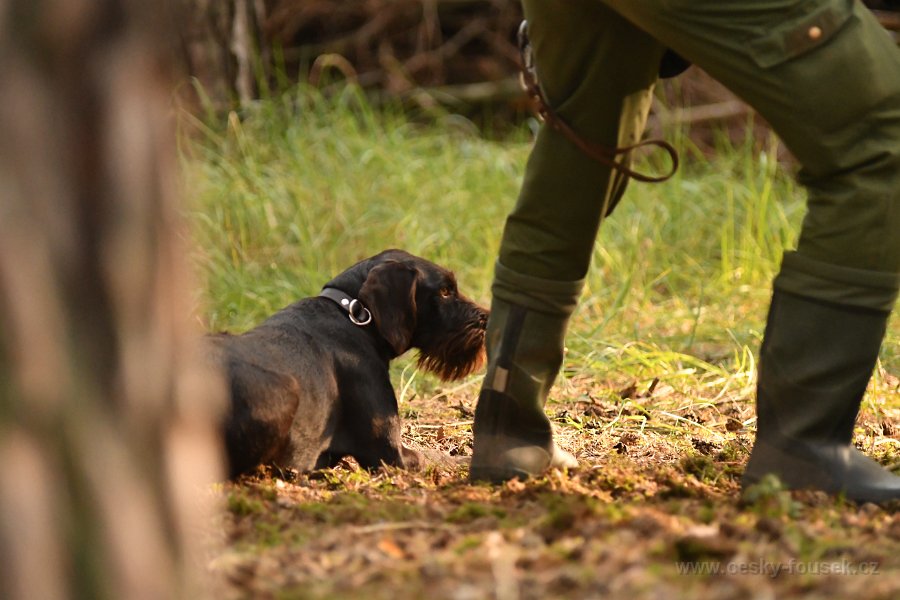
[319, 287, 372, 326]
[518, 21, 679, 187]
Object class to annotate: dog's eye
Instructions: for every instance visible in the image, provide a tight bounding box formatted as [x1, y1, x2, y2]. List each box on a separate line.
[439, 287, 453, 298]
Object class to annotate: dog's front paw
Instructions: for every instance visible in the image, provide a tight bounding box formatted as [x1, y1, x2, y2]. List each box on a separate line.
[400, 446, 425, 471]
[413, 448, 471, 471]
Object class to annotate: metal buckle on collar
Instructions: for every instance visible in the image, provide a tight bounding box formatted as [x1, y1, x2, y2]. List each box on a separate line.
[319, 287, 373, 326]
[347, 299, 372, 326]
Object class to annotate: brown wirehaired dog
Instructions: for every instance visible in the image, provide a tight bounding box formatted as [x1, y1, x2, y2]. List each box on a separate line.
[209, 249, 488, 478]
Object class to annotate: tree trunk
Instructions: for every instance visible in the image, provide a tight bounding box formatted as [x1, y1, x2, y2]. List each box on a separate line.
[0, 1, 224, 599]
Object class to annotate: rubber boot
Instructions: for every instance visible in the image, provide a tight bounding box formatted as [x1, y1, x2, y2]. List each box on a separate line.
[743, 290, 900, 503]
[470, 265, 581, 483]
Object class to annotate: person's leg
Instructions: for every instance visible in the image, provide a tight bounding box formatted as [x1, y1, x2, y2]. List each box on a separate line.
[469, 0, 666, 482]
[602, 0, 900, 500]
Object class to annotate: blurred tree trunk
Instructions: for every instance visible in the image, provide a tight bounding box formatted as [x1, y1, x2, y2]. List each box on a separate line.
[181, 0, 270, 109]
[0, 1, 224, 599]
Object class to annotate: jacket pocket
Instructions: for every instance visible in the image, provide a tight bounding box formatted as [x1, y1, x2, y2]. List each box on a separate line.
[749, 0, 855, 68]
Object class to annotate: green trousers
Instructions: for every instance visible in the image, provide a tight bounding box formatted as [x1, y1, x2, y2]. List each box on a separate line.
[499, 0, 900, 312]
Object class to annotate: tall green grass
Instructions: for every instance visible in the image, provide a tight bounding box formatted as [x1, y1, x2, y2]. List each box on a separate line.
[180, 86, 898, 387]
[182, 87, 517, 331]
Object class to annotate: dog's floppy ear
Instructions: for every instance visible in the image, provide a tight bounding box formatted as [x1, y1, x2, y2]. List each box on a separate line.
[358, 260, 418, 355]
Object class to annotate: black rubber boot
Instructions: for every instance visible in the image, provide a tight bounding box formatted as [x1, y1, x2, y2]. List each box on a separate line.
[743, 290, 900, 503]
[470, 266, 581, 483]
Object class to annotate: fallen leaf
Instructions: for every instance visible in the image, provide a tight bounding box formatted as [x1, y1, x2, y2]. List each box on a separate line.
[377, 537, 407, 560]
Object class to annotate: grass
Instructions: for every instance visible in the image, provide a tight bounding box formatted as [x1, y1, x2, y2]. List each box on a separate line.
[183, 86, 900, 599]
[182, 86, 515, 330]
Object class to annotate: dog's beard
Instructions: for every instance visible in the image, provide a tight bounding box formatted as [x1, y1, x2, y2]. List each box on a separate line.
[416, 326, 486, 381]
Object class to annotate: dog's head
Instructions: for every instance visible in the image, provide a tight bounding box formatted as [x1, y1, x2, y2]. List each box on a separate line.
[334, 250, 488, 380]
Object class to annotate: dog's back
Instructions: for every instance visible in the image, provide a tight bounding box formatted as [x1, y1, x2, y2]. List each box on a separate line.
[208, 299, 343, 477]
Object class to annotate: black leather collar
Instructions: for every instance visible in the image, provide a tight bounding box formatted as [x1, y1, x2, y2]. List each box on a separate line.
[319, 287, 372, 326]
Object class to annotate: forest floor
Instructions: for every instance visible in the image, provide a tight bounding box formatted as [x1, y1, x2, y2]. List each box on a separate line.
[205, 370, 900, 599]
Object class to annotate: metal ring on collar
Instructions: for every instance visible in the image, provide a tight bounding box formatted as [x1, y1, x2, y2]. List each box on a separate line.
[348, 299, 372, 326]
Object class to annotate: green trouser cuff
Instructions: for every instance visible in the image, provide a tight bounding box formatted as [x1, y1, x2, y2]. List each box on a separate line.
[774, 251, 900, 313]
[491, 261, 584, 317]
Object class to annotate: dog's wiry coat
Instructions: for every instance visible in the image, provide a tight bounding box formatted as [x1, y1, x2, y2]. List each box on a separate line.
[209, 250, 488, 478]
